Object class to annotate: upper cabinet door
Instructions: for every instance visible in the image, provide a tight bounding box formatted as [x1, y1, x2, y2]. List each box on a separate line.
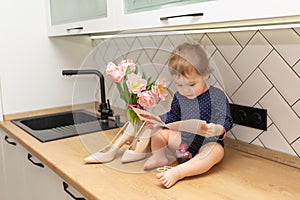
[123, 0, 207, 14]
[116, 0, 300, 32]
[47, 0, 116, 36]
[117, 0, 213, 31]
[46, 0, 300, 36]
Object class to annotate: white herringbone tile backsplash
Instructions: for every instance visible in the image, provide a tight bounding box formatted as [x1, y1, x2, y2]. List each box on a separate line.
[87, 28, 300, 158]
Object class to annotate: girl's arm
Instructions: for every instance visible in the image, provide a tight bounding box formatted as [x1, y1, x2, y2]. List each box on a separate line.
[203, 88, 233, 137]
[163, 94, 181, 124]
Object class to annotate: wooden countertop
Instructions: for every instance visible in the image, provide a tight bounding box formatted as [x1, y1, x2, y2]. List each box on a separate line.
[1, 106, 300, 200]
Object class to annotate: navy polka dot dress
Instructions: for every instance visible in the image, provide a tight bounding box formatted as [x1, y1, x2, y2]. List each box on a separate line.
[161, 86, 233, 157]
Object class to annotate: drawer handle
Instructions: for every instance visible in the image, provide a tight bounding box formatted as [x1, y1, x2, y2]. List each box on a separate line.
[66, 27, 84, 31]
[160, 12, 204, 20]
[63, 182, 86, 200]
[4, 135, 16, 146]
[27, 153, 44, 168]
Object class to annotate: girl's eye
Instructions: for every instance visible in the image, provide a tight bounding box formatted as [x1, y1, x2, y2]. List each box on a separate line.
[189, 83, 195, 86]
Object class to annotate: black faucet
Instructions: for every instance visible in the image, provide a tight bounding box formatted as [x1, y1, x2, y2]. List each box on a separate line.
[62, 69, 114, 123]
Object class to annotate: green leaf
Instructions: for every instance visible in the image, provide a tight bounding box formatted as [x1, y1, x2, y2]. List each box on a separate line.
[142, 71, 146, 79]
[127, 93, 136, 104]
[134, 65, 138, 74]
[116, 83, 125, 101]
[146, 81, 155, 90]
[123, 80, 130, 102]
[147, 76, 152, 83]
[125, 66, 131, 75]
[126, 107, 140, 132]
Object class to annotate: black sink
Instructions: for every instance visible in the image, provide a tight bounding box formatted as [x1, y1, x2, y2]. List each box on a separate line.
[12, 110, 119, 142]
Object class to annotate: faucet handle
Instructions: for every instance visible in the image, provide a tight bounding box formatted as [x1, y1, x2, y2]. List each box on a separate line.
[106, 99, 114, 116]
[107, 99, 111, 110]
[98, 99, 114, 122]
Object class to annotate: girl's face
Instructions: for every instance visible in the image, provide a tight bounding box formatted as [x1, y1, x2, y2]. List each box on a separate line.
[173, 73, 209, 99]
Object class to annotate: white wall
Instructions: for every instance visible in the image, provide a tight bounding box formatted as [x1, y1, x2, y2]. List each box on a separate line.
[0, 0, 94, 115]
[0, 79, 3, 120]
[97, 31, 300, 157]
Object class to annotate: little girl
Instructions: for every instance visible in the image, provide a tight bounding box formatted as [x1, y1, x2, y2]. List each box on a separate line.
[144, 43, 233, 188]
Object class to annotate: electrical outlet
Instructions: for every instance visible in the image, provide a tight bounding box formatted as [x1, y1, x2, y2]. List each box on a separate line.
[229, 103, 267, 131]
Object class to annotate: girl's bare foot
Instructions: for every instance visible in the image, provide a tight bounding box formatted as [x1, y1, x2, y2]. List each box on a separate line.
[144, 153, 168, 170]
[156, 167, 183, 188]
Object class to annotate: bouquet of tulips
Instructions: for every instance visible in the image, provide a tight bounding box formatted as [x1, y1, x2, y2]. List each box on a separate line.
[106, 60, 168, 128]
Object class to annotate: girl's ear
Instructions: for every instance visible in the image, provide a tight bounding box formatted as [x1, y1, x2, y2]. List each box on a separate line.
[203, 74, 210, 81]
[203, 67, 212, 80]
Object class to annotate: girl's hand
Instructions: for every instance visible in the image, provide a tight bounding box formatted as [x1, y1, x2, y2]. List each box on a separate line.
[200, 123, 224, 137]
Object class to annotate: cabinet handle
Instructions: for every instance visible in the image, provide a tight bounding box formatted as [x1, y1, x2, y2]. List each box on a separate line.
[4, 135, 16, 146]
[27, 153, 44, 168]
[160, 12, 204, 20]
[66, 27, 84, 31]
[63, 182, 86, 200]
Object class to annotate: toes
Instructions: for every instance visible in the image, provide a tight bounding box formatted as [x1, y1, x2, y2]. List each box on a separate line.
[158, 174, 170, 188]
[162, 178, 171, 188]
[161, 177, 168, 186]
[165, 182, 171, 188]
[156, 173, 163, 179]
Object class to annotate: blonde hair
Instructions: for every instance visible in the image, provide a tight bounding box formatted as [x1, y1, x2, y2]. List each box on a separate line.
[168, 43, 212, 77]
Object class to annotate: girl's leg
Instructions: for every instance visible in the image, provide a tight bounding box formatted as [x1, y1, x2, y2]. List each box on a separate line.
[144, 129, 180, 170]
[156, 142, 224, 188]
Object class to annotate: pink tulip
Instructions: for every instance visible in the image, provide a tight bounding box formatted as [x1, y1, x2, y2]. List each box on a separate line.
[126, 73, 147, 94]
[118, 59, 136, 72]
[106, 59, 169, 120]
[106, 62, 125, 83]
[106, 62, 118, 76]
[111, 70, 125, 83]
[138, 91, 156, 109]
[152, 77, 169, 101]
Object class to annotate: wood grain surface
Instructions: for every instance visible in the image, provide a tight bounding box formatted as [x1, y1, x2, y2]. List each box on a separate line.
[1, 106, 300, 200]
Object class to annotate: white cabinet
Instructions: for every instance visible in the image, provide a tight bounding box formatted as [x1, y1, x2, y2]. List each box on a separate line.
[117, 0, 213, 30]
[47, 0, 300, 36]
[0, 130, 7, 200]
[47, 0, 116, 36]
[116, 0, 300, 31]
[0, 129, 86, 200]
[23, 153, 86, 200]
[2, 133, 26, 200]
[123, 0, 208, 14]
